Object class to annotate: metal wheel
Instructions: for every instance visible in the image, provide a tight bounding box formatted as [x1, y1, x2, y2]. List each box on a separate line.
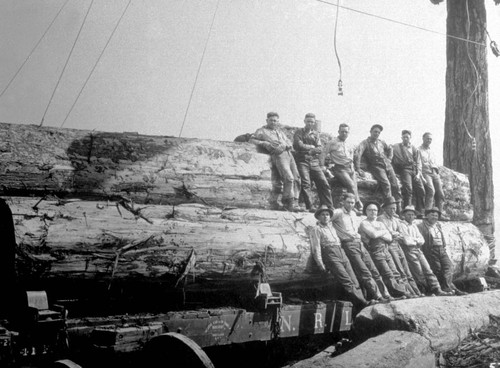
[144, 333, 215, 368]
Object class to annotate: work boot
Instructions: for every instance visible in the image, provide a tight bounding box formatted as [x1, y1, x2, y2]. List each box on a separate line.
[432, 289, 452, 297]
[269, 201, 281, 211]
[284, 198, 304, 212]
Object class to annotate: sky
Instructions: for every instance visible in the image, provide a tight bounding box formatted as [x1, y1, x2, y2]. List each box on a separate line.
[1, 0, 500, 251]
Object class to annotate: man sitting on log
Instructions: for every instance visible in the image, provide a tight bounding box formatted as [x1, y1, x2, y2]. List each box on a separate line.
[293, 113, 333, 212]
[324, 123, 363, 212]
[358, 202, 412, 299]
[392, 130, 426, 218]
[309, 205, 372, 309]
[417, 207, 467, 295]
[331, 193, 392, 302]
[355, 124, 402, 214]
[250, 112, 302, 212]
[399, 205, 453, 296]
[418, 133, 449, 220]
[377, 197, 423, 297]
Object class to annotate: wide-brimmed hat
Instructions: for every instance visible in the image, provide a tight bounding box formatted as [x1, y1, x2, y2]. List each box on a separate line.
[381, 196, 398, 208]
[425, 207, 441, 217]
[363, 201, 380, 216]
[402, 205, 416, 214]
[314, 205, 333, 219]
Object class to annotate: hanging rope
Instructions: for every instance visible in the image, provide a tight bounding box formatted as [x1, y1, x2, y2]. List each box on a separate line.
[333, 0, 343, 96]
[0, 0, 70, 100]
[60, 0, 132, 128]
[461, 0, 479, 152]
[40, 0, 95, 127]
[178, 0, 221, 138]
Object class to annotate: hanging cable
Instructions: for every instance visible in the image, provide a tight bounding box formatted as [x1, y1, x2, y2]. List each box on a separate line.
[461, 0, 479, 152]
[0, 0, 70, 100]
[333, 0, 343, 96]
[40, 0, 95, 127]
[316, 0, 488, 48]
[60, 0, 132, 128]
[178, 0, 221, 138]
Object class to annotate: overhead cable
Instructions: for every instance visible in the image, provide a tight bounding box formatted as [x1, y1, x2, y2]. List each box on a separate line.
[178, 0, 221, 138]
[60, 0, 132, 128]
[40, 0, 95, 127]
[315, 0, 488, 48]
[0, 0, 70, 100]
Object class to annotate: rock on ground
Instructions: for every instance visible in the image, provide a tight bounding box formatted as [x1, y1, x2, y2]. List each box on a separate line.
[285, 330, 435, 368]
[354, 290, 500, 353]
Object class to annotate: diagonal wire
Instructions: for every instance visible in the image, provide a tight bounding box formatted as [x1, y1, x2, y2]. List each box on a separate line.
[178, 0, 221, 138]
[40, 0, 95, 127]
[60, 0, 133, 128]
[315, 0, 487, 48]
[0, 0, 70, 100]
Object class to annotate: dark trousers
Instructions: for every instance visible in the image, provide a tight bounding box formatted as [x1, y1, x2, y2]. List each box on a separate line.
[297, 160, 332, 209]
[395, 167, 425, 212]
[370, 163, 401, 202]
[342, 241, 387, 300]
[423, 245, 456, 292]
[402, 245, 441, 294]
[332, 165, 361, 203]
[387, 242, 421, 295]
[321, 245, 367, 307]
[366, 241, 408, 297]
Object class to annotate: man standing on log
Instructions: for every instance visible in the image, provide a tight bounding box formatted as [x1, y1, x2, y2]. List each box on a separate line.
[417, 207, 467, 296]
[418, 133, 448, 220]
[358, 202, 411, 299]
[250, 112, 302, 212]
[331, 193, 392, 302]
[324, 124, 363, 212]
[355, 124, 402, 213]
[392, 130, 426, 217]
[309, 205, 371, 309]
[399, 205, 452, 296]
[377, 197, 422, 297]
[293, 113, 333, 212]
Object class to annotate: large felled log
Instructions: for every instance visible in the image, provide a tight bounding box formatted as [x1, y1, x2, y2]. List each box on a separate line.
[9, 197, 488, 308]
[0, 123, 471, 220]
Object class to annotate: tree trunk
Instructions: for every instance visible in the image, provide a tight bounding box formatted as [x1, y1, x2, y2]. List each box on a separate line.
[444, 0, 495, 242]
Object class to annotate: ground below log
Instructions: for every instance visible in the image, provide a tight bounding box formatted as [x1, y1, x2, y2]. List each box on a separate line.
[441, 315, 500, 368]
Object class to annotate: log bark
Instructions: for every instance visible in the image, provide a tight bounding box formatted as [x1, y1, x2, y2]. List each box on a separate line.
[444, 0, 495, 237]
[9, 197, 489, 307]
[0, 123, 471, 220]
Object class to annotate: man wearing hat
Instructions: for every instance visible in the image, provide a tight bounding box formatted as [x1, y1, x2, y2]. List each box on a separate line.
[250, 112, 302, 212]
[331, 193, 392, 302]
[378, 196, 422, 297]
[417, 207, 467, 295]
[392, 130, 426, 217]
[399, 205, 452, 296]
[355, 124, 402, 213]
[309, 205, 371, 309]
[358, 201, 410, 298]
[293, 113, 333, 212]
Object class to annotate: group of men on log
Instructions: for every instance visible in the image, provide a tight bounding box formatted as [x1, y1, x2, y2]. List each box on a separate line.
[249, 111, 466, 310]
[250, 111, 446, 220]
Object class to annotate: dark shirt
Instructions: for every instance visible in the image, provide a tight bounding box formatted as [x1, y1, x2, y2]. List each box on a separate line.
[293, 128, 322, 162]
[392, 142, 422, 174]
[355, 138, 392, 170]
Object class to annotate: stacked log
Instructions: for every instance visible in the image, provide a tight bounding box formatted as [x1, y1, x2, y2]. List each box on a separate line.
[0, 122, 488, 312]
